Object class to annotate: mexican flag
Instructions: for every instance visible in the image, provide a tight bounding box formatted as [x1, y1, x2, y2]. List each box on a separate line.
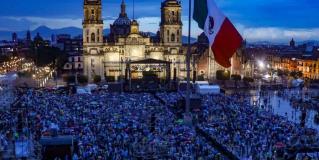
[193, 0, 243, 68]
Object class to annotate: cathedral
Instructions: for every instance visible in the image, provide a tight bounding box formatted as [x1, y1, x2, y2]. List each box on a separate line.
[83, 0, 187, 81]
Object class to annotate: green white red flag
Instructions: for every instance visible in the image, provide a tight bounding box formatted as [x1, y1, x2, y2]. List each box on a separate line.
[193, 0, 243, 68]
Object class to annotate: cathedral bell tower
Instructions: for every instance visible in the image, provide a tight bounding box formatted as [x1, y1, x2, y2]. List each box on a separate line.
[160, 0, 182, 46]
[83, 0, 103, 45]
[83, 0, 104, 82]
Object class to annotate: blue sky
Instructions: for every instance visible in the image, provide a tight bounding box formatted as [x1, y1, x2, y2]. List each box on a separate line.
[0, 0, 318, 42]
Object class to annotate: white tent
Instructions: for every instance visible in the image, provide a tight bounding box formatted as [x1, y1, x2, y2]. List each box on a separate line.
[196, 85, 220, 95]
[291, 78, 304, 87]
[0, 73, 17, 84]
[87, 84, 98, 91]
[76, 86, 91, 94]
[195, 81, 209, 85]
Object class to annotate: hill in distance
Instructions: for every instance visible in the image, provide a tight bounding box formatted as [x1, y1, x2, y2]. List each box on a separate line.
[0, 26, 196, 43]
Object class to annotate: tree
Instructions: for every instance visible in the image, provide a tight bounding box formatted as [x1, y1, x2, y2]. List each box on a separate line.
[93, 75, 102, 84]
[296, 71, 303, 78]
[290, 71, 303, 79]
[105, 76, 115, 82]
[197, 75, 205, 81]
[277, 69, 284, 77]
[243, 77, 254, 83]
[283, 70, 289, 76]
[63, 75, 75, 84]
[231, 74, 241, 81]
[30, 44, 67, 69]
[216, 70, 230, 80]
[77, 75, 88, 85]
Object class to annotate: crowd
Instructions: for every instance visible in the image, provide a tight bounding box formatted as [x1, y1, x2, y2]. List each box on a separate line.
[0, 84, 16, 109]
[157, 91, 319, 159]
[2, 86, 319, 159]
[3, 89, 224, 159]
[0, 109, 17, 158]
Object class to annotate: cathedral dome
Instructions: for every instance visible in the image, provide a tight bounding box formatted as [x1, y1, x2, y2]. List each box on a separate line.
[113, 0, 130, 26]
[113, 16, 131, 26]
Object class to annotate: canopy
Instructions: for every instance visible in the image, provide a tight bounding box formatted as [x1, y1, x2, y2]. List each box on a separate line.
[130, 58, 171, 64]
[76, 87, 91, 94]
[195, 81, 209, 85]
[196, 85, 220, 95]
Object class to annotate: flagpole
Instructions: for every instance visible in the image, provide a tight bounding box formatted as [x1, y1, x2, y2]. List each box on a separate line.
[185, 0, 192, 124]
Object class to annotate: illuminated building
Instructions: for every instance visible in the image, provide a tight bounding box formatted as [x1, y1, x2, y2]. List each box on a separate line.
[83, 0, 186, 81]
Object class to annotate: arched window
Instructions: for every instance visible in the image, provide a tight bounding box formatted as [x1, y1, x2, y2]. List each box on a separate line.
[171, 34, 175, 42]
[91, 33, 96, 43]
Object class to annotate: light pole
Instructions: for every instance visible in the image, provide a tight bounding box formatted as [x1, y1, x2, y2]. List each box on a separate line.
[184, 0, 192, 125]
[120, 57, 123, 93]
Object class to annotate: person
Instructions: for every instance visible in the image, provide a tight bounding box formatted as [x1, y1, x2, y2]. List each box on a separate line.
[72, 153, 78, 160]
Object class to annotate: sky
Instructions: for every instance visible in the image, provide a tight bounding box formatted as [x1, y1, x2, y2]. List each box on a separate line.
[0, 0, 318, 42]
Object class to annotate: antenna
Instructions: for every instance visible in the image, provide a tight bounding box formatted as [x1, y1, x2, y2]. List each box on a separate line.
[133, 0, 135, 20]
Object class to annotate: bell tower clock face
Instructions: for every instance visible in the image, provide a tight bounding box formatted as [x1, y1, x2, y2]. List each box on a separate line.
[132, 28, 138, 33]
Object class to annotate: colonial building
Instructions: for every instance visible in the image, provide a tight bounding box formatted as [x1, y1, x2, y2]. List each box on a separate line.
[192, 33, 246, 80]
[83, 0, 186, 81]
[244, 40, 319, 80]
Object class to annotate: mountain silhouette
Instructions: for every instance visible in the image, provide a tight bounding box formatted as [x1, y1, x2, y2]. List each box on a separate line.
[0, 25, 196, 43]
[0, 26, 109, 41]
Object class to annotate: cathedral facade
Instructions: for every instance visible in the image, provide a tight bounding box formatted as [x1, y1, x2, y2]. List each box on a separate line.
[83, 0, 187, 81]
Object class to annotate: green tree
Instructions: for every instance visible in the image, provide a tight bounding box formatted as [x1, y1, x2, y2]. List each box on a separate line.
[231, 74, 241, 81]
[216, 70, 230, 80]
[243, 77, 254, 82]
[296, 71, 303, 78]
[290, 71, 298, 79]
[63, 75, 75, 84]
[93, 75, 102, 84]
[105, 76, 115, 82]
[30, 44, 67, 69]
[277, 69, 284, 77]
[197, 75, 205, 81]
[77, 75, 88, 85]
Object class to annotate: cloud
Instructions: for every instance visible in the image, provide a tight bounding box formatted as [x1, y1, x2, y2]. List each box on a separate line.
[135, 16, 203, 38]
[0, 15, 318, 43]
[0, 16, 82, 31]
[236, 24, 319, 42]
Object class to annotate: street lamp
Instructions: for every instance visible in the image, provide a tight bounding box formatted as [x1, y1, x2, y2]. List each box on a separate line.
[258, 60, 265, 69]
